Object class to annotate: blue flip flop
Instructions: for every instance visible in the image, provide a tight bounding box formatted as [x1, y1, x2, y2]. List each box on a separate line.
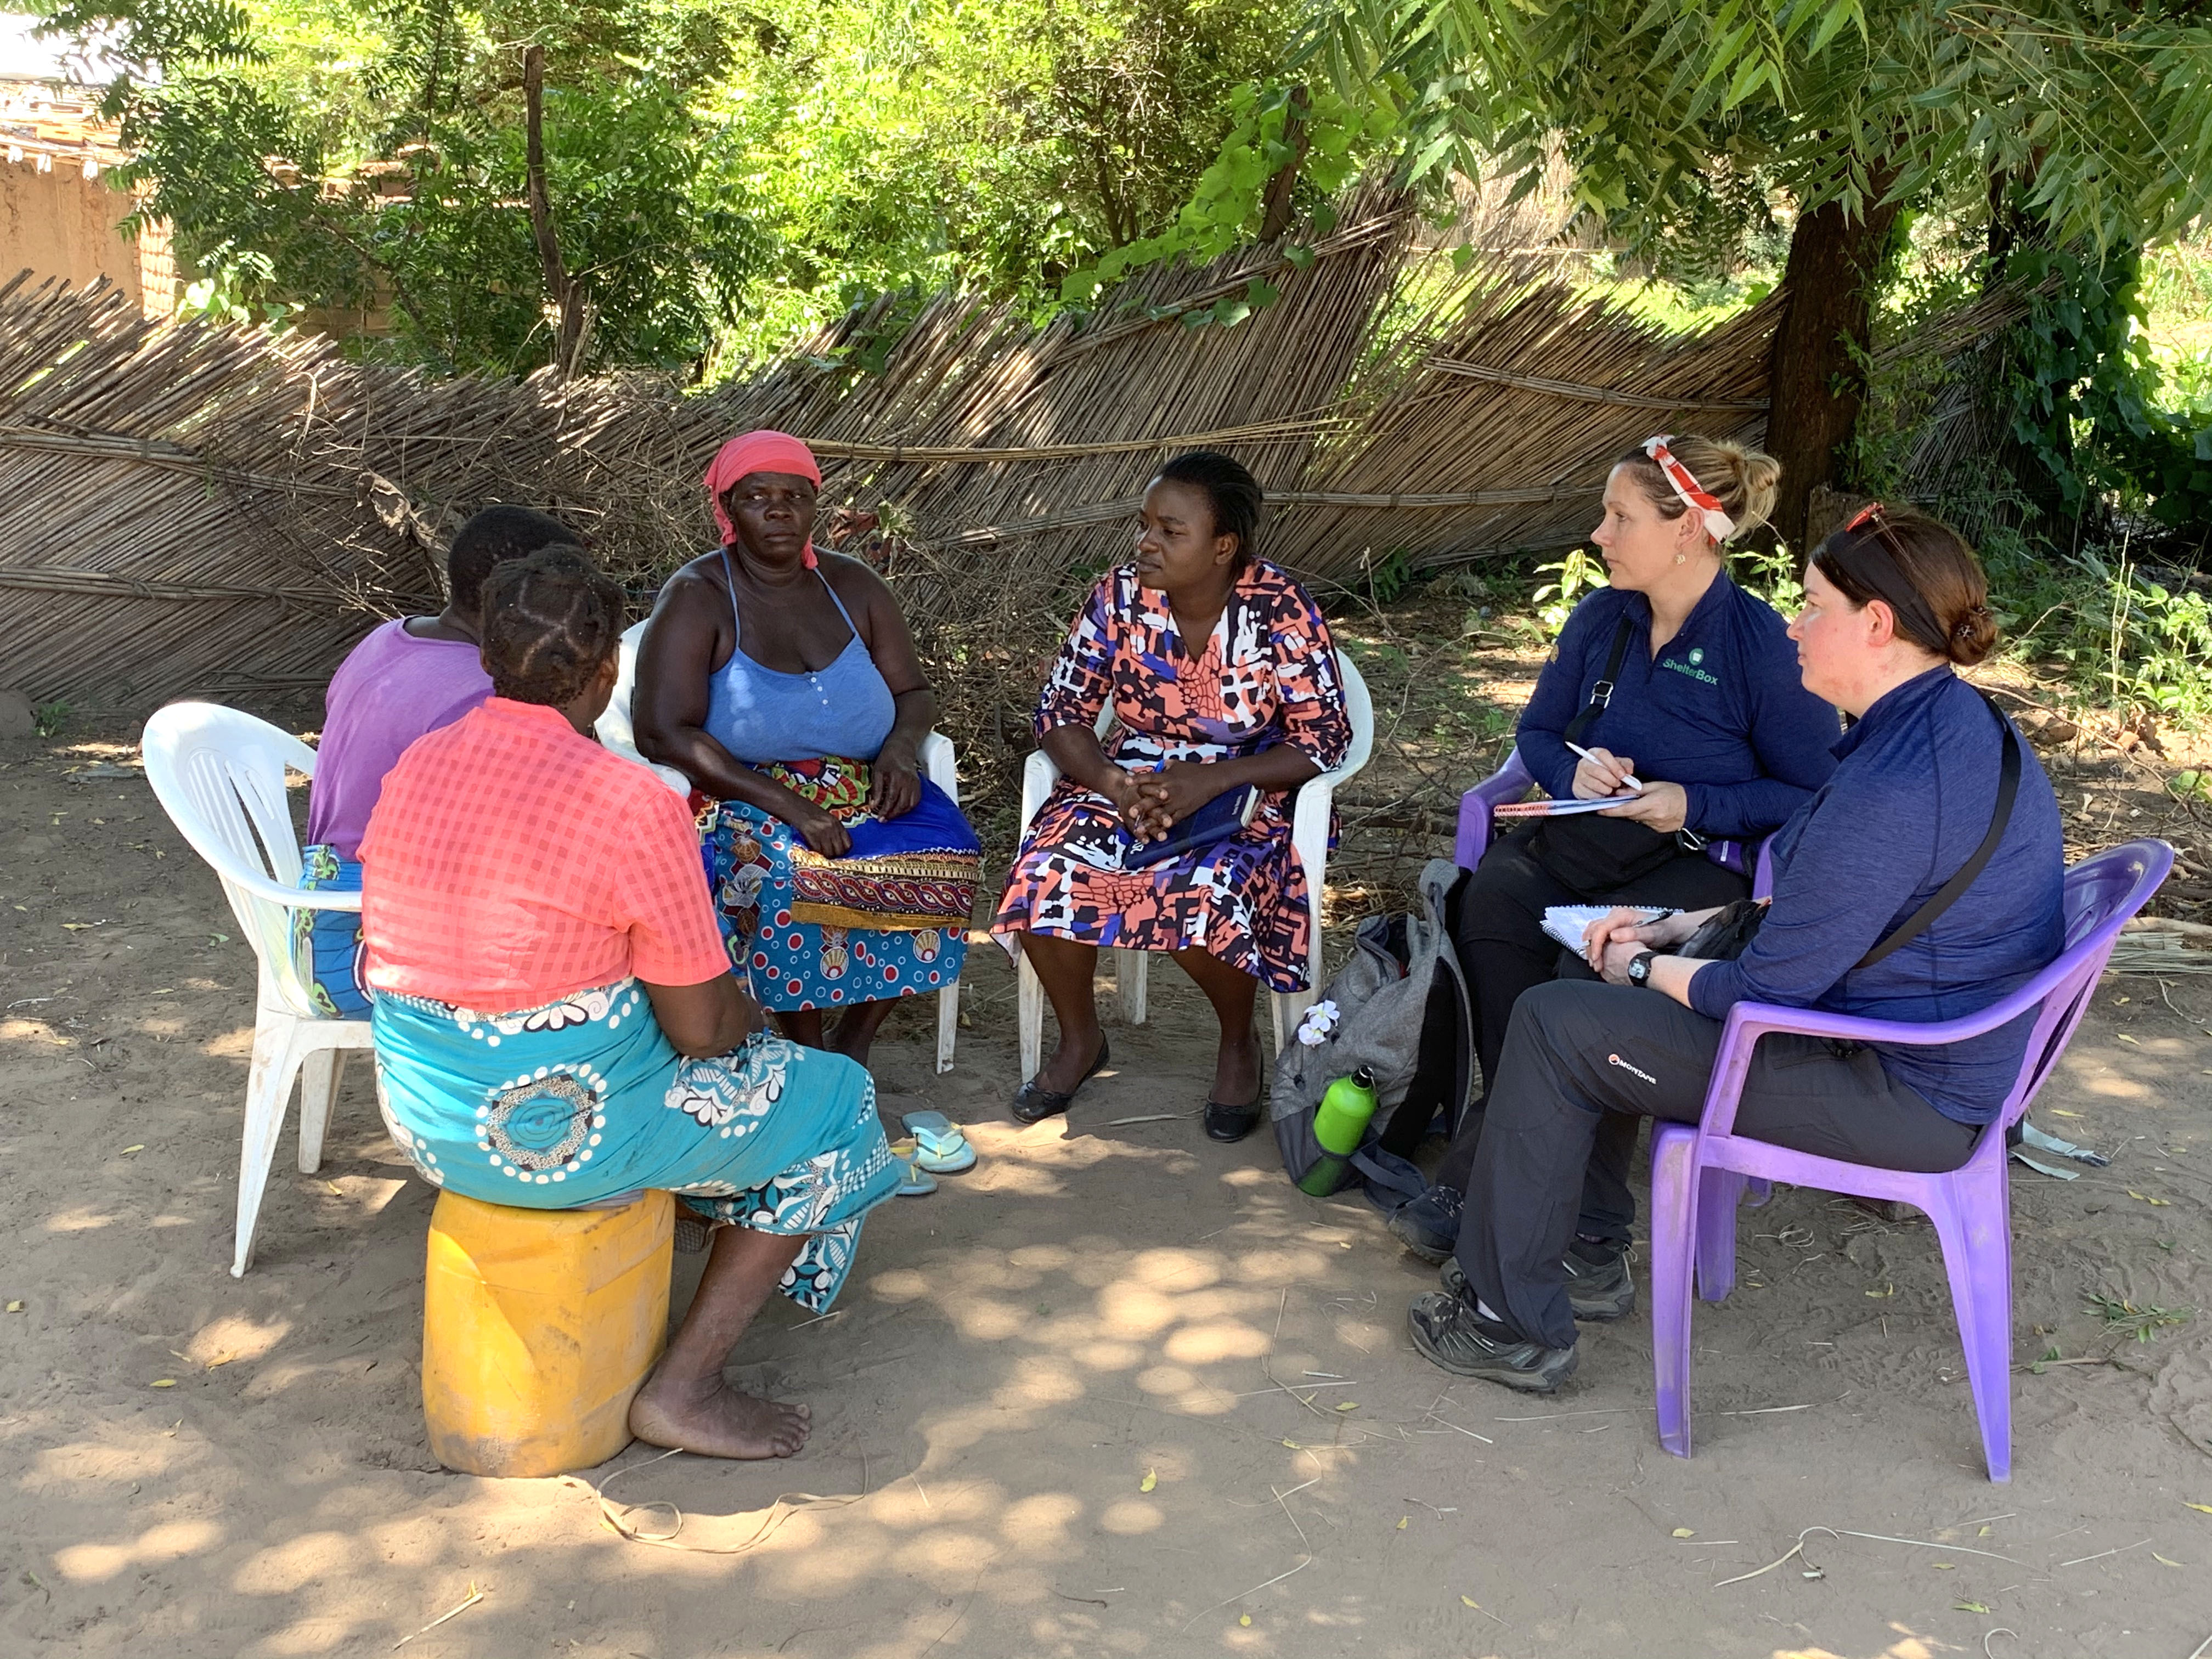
[889, 1148, 939, 1197]
[900, 1110, 977, 1174]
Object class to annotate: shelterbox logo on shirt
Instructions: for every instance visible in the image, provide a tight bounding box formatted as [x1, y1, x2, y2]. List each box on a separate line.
[1661, 646, 1719, 686]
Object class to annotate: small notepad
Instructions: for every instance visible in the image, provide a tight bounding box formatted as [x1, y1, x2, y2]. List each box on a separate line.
[1493, 792, 1642, 819]
[1540, 904, 1671, 953]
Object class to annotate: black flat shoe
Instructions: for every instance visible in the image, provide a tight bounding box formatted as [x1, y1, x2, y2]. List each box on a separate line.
[1011, 1036, 1110, 1124]
[1203, 1099, 1262, 1142]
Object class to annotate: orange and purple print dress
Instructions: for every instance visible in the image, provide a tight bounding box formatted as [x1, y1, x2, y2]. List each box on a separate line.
[991, 561, 1351, 990]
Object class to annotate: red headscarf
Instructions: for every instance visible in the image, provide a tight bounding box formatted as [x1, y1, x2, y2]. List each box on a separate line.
[703, 429, 822, 568]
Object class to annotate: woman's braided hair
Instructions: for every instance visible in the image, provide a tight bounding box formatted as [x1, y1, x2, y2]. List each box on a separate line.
[479, 545, 626, 706]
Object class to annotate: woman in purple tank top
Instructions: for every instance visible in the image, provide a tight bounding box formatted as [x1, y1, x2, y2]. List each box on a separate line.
[634, 431, 981, 1082]
[295, 506, 578, 1018]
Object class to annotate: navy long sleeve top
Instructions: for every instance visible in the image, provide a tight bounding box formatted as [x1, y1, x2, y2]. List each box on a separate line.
[1517, 579, 1841, 842]
[1689, 666, 2066, 1125]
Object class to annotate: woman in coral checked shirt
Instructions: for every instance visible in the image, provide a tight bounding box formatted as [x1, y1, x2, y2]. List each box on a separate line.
[360, 547, 900, 1460]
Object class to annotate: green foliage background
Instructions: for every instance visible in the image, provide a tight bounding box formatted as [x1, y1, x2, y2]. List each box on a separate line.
[33, 0, 1304, 373]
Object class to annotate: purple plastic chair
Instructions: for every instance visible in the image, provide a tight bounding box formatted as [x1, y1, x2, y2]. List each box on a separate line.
[1455, 747, 1539, 870]
[1455, 746, 1755, 884]
[1649, 838, 2174, 1481]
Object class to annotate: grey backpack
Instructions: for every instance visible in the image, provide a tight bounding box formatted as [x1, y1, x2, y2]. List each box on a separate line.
[1271, 859, 1473, 1201]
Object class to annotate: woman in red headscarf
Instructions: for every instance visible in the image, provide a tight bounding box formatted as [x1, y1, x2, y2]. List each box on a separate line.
[634, 431, 981, 1093]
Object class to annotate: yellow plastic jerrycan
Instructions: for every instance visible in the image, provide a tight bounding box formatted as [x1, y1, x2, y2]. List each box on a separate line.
[421, 1188, 674, 1477]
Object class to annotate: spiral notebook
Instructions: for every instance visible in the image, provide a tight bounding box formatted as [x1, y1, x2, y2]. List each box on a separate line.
[1539, 904, 1671, 953]
[1493, 789, 1643, 819]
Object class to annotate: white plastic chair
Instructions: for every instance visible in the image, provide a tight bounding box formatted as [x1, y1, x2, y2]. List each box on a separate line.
[599, 619, 966, 1074]
[142, 702, 374, 1277]
[1013, 649, 1375, 1080]
[596, 620, 693, 799]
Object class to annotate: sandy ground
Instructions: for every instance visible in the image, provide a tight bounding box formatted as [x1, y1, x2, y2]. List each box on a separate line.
[6, 718, 2212, 1659]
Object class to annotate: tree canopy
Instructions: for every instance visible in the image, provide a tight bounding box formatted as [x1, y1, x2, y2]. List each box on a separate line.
[23, 0, 2212, 539]
[1262, 0, 2212, 538]
[35, 0, 1302, 372]
[1303, 0, 2212, 262]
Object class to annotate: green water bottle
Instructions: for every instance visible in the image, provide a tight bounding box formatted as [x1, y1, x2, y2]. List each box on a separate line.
[1297, 1066, 1379, 1197]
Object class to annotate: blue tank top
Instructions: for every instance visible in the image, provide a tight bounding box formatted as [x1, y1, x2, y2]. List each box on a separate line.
[703, 550, 898, 764]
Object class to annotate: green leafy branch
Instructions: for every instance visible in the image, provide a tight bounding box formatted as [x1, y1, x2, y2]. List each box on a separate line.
[1057, 80, 1392, 316]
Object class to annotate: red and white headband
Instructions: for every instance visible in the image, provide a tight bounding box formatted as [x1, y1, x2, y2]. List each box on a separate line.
[1643, 435, 1736, 545]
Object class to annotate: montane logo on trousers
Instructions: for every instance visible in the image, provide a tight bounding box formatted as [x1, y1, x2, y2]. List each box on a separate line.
[1607, 1052, 1657, 1086]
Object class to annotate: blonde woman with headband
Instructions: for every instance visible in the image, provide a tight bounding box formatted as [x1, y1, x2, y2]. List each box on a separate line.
[1385, 435, 1842, 1289]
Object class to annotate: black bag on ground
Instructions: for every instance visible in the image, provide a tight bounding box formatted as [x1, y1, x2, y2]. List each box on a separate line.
[1271, 860, 1473, 1203]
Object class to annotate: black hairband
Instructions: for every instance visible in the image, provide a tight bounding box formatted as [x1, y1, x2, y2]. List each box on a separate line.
[1824, 529, 1949, 653]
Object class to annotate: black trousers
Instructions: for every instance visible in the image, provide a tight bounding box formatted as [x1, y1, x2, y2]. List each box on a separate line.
[1434, 831, 1749, 1194]
[1453, 979, 1981, 1350]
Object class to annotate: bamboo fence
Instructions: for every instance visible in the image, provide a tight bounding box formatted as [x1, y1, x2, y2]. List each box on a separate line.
[0, 182, 1796, 726]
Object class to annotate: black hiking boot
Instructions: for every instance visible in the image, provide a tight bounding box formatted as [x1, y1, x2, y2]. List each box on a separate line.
[1438, 1238, 1634, 1323]
[1561, 1238, 1635, 1321]
[1387, 1183, 1463, 1263]
[1406, 1291, 1577, 1392]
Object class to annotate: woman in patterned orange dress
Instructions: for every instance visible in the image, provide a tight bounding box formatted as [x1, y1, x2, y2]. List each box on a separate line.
[991, 452, 1352, 1141]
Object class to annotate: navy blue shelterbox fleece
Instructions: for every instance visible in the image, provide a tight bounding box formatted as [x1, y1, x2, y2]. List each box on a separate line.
[1690, 665, 2066, 1125]
[1517, 578, 1841, 842]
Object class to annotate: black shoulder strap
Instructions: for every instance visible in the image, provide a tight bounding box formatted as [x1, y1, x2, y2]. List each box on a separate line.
[1562, 615, 1635, 749]
[1855, 691, 2022, 970]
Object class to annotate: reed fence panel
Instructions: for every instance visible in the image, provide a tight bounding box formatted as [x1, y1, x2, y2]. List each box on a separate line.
[3, 190, 1797, 733]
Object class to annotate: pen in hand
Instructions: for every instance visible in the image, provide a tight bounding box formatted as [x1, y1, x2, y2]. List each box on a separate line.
[1565, 741, 1643, 793]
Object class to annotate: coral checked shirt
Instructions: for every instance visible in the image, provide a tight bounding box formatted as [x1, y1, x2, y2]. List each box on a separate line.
[359, 698, 729, 1011]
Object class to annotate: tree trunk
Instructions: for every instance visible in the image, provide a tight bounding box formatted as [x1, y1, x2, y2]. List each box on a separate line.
[522, 46, 586, 375]
[1765, 182, 1903, 548]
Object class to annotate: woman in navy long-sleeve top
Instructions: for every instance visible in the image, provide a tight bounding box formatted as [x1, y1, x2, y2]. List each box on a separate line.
[1514, 568, 1843, 843]
[1409, 507, 2064, 1393]
[1393, 436, 1839, 1264]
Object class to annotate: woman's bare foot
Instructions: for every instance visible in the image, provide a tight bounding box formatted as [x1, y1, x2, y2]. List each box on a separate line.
[628, 1372, 811, 1459]
[631, 1227, 810, 1457]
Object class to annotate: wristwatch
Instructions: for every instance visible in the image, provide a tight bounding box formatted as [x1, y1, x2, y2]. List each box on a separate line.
[1627, 950, 1658, 988]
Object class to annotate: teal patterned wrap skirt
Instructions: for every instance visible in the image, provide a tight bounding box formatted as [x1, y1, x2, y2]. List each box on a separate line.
[371, 979, 899, 1311]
